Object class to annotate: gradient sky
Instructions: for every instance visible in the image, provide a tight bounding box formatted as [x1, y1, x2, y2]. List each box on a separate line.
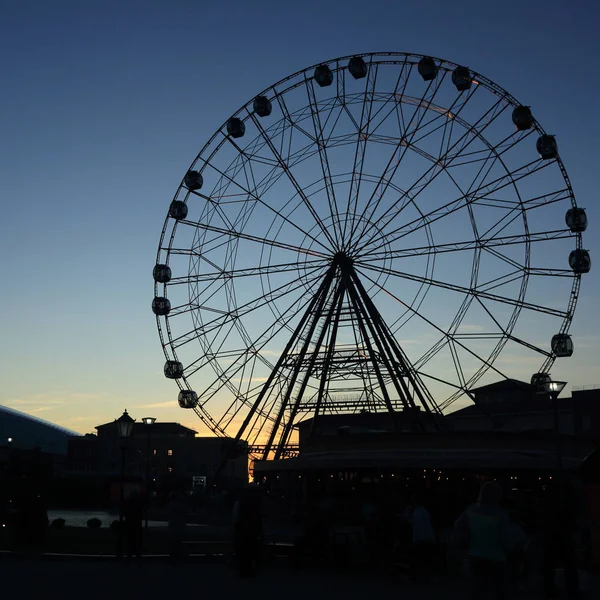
[1, 0, 599, 436]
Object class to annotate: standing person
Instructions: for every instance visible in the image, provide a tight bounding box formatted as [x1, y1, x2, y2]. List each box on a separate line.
[406, 494, 438, 580]
[233, 486, 263, 577]
[540, 480, 581, 599]
[168, 491, 188, 565]
[507, 511, 528, 590]
[455, 482, 511, 600]
[123, 489, 144, 563]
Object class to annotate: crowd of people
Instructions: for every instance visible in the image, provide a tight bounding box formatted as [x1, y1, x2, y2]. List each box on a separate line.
[2, 473, 591, 598]
[291, 476, 589, 599]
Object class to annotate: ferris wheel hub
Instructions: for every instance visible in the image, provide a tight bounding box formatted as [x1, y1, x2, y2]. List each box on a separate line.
[332, 251, 354, 271]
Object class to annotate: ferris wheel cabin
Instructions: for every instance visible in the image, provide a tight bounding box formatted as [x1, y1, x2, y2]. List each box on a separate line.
[153, 264, 172, 284]
[551, 333, 574, 357]
[152, 297, 171, 316]
[512, 105, 534, 131]
[537, 135, 558, 160]
[418, 56, 438, 81]
[184, 170, 203, 191]
[253, 96, 272, 117]
[348, 56, 367, 79]
[314, 64, 334, 87]
[164, 360, 184, 379]
[178, 390, 198, 409]
[451, 66, 472, 91]
[227, 117, 246, 139]
[169, 201, 188, 221]
[566, 208, 588, 233]
[530, 372, 552, 393]
[569, 249, 591, 274]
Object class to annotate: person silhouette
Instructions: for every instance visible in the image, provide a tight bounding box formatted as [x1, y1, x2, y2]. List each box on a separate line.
[123, 489, 144, 562]
[232, 486, 263, 577]
[456, 482, 511, 600]
[540, 480, 582, 599]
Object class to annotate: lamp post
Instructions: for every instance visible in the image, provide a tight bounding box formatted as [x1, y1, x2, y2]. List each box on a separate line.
[142, 417, 156, 528]
[115, 409, 135, 557]
[537, 378, 567, 471]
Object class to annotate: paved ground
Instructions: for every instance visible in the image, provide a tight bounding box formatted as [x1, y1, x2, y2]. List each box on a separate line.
[0, 559, 462, 600]
[0, 558, 597, 600]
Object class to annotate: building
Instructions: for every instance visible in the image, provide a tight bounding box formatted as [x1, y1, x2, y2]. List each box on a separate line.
[253, 380, 600, 511]
[0, 405, 79, 454]
[447, 381, 600, 437]
[67, 415, 248, 494]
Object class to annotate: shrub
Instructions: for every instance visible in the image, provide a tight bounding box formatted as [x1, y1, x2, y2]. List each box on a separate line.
[51, 518, 66, 529]
[86, 517, 102, 530]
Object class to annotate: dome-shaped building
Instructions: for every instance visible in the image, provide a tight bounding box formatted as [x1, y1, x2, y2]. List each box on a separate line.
[0, 405, 79, 455]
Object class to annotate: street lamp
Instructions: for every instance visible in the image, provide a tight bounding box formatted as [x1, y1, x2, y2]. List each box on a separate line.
[535, 376, 567, 471]
[142, 417, 156, 528]
[115, 409, 135, 557]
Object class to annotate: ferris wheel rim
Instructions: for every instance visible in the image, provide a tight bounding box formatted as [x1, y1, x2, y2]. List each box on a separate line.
[154, 52, 585, 447]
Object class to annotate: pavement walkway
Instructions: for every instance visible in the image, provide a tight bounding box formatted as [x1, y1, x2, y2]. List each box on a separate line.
[0, 558, 597, 600]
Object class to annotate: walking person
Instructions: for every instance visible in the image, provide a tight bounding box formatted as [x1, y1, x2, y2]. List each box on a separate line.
[455, 482, 512, 600]
[123, 489, 144, 563]
[168, 491, 188, 565]
[232, 486, 263, 577]
[507, 511, 528, 591]
[406, 494, 438, 581]
[540, 480, 582, 599]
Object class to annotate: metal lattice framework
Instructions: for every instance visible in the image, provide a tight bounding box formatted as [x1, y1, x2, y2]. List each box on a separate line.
[153, 52, 587, 460]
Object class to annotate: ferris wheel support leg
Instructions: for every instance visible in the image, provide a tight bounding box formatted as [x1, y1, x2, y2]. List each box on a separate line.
[343, 274, 398, 424]
[212, 264, 337, 482]
[349, 271, 425, 424]
[309, 284, 346, 440]
[273, 281, 347, 459]
[264, 268, 340, 460]
[351, 271, 443, 428]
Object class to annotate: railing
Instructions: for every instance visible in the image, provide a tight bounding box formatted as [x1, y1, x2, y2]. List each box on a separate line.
[572, 384, 600, 391]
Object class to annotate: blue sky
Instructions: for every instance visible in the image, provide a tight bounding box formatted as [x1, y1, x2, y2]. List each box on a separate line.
[1, 0, 599, 436]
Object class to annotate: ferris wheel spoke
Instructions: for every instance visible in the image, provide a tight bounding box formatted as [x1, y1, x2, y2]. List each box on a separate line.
[304, 77, 343, 246]
[475, 269, 525, 294]
[200, 152, 334, 253]
[357, 268, 515, 383]
[365, 157, 552, 256]
[350, 81, 489, 249]
[347, 71, 451, 247]
[273, 88, 318, 144]
[343, 60, 380, 243]
[344, 63, 420, 243]
[356, 262, 568, 318]
[353, 95, 510, 255]
[357, 229, 572, 262]
[171, 270, 324, 352]
[177, 219, 329, 259]
[244, 107, 338, 249]
[168, 259, 325, 286]
[354, 94, 510, 254]
[470, 296, 552, 358]
[188, 281, 322, 406]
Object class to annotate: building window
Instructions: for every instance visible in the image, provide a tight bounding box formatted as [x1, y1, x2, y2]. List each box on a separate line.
[153, 449, 157, 456]
[167, 449, 173, 456]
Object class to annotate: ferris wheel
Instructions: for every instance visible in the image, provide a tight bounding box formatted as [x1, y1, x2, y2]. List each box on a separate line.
[153, 52, 590, 459]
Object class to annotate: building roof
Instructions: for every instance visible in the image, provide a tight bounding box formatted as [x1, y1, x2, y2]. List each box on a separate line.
[0, 405, 80, 454]
[447, 394, 573, 419]
[470, 379, 533, 394]
[95, 420, 197, 436]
